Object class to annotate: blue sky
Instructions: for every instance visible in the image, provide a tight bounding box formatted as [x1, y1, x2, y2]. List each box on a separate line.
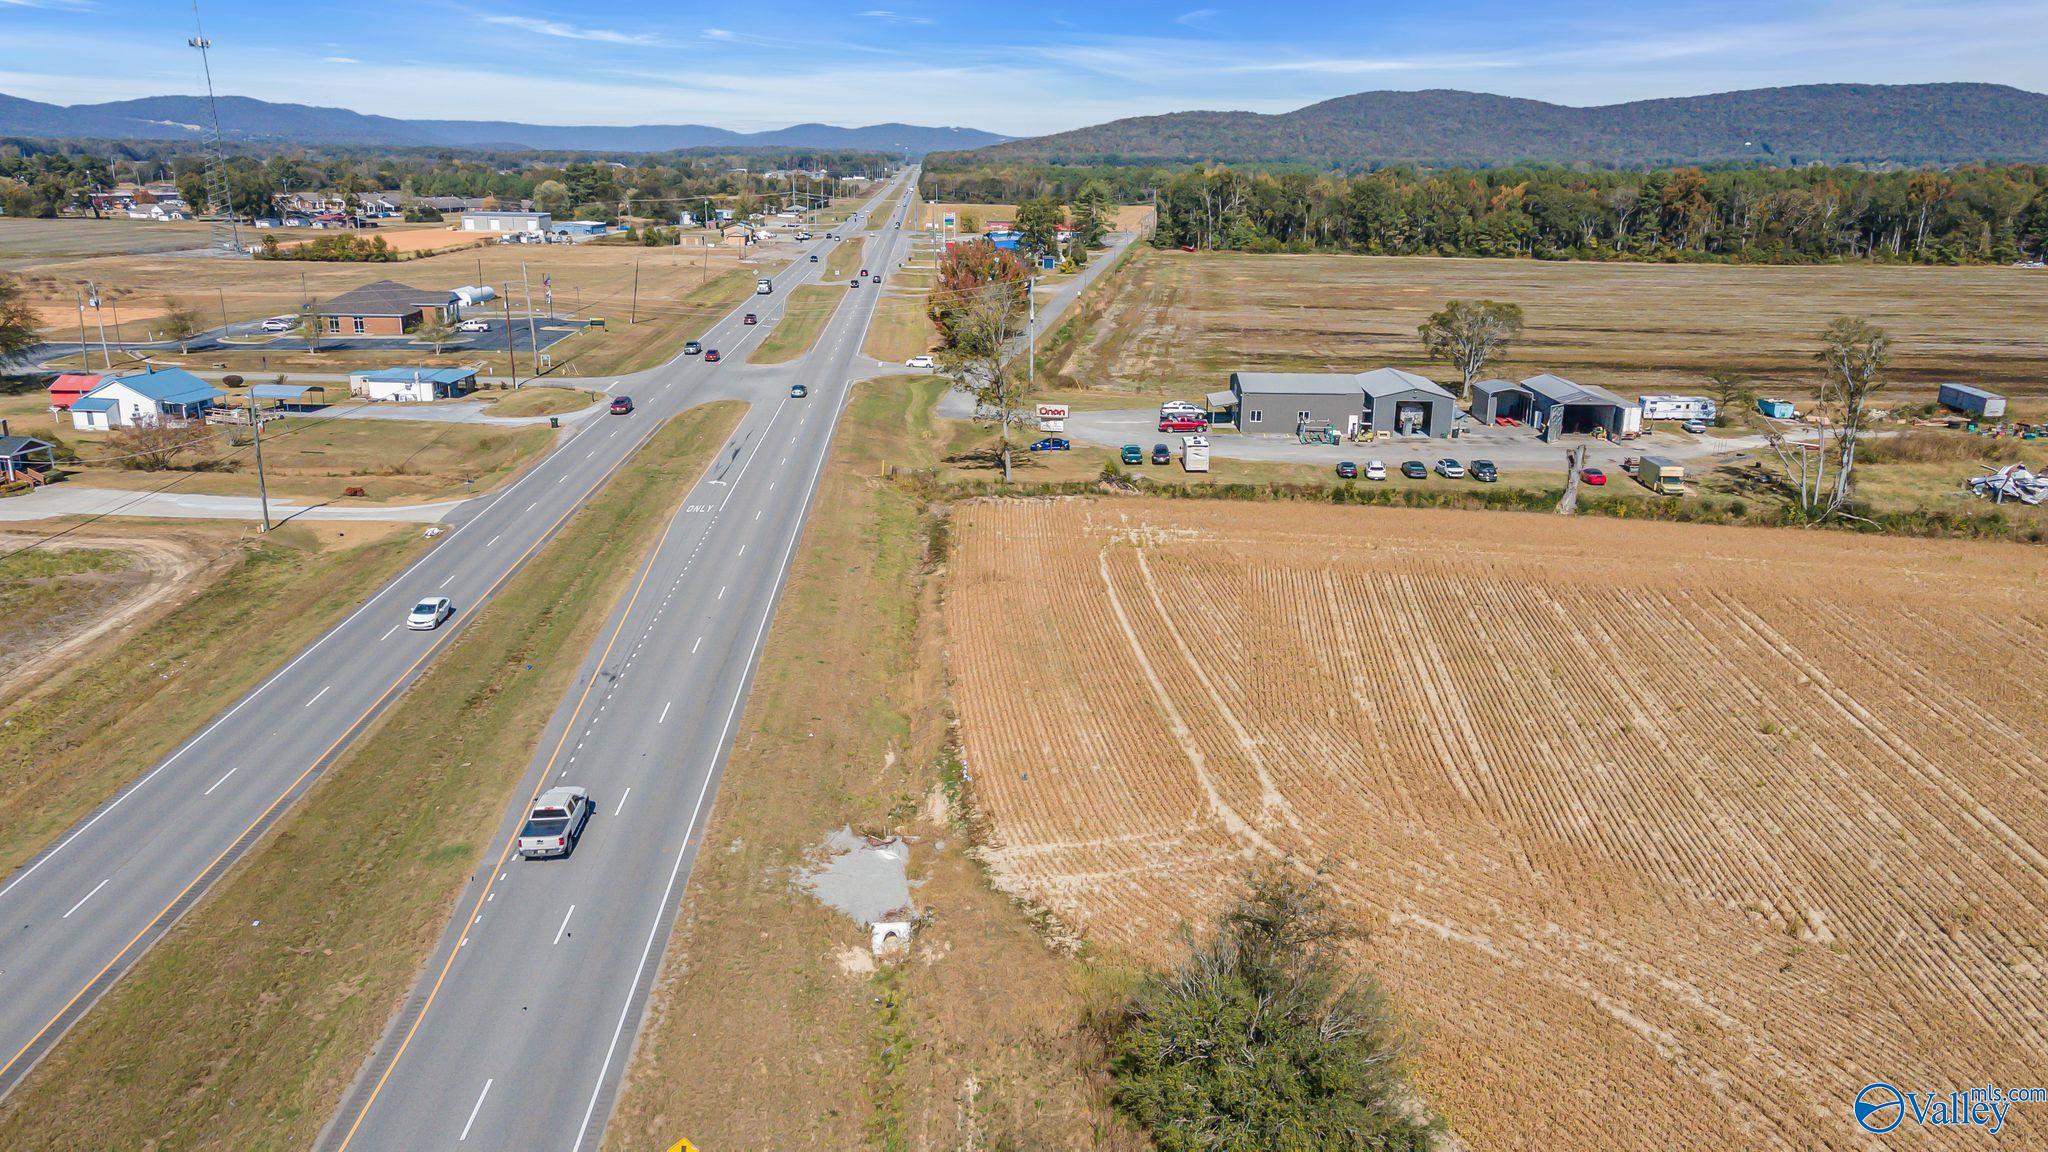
[2, 1, 2045, 134]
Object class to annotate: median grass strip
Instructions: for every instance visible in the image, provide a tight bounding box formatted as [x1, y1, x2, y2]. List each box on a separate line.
[0, 523, 425, 878]
[826, 235, 865, 281]
[0, 401, 744, 1152]
[750, 283, 846, 366]
[604, 376, 1136, 1150]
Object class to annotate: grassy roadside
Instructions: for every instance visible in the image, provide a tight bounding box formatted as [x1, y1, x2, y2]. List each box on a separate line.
[750, 283, 846, 366]
[481, 387, 601, 417]
[826, 236, 866, 281]
[0, 401, 745, 1152]
[604, 375, 1137, 1150]
[589, 266, 773, 375]
[0, 522, 426, 877]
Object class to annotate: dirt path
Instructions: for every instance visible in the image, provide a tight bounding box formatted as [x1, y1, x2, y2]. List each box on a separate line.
[0, 532, 229, 701]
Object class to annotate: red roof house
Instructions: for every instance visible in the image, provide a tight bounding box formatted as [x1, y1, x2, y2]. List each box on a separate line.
[49, 373, 106, 410]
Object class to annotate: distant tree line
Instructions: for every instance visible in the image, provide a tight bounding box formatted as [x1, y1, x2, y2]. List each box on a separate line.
[0, 138, 892, 222]
[924, 161, 2048, 263]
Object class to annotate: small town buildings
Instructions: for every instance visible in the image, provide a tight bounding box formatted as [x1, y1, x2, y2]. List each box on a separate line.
[460, 210, 551, 235]
[68, 368, 224, 431]
[1518, 374, 1641, 442]
[315, 279, 462, 336]
[1225, 368, 1457, 437]
[347, 366, 479, 402]
[549, 220, 610, 242]
[1938, 383, 2007, 419]
[0, 430, 56, 483]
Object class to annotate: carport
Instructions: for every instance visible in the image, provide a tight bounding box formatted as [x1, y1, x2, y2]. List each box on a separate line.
[1470, 378, 1533, 424]
[250, 382, 328, 412]
[1522, 374, 1638, 442]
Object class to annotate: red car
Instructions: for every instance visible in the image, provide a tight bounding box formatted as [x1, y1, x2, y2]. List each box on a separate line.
[1581, 467, 1607, 486]
[1179, 245, 1197, 252]
[1158, 415, 1208, 433]
[859, 268, 869, 277]
[609, 396, 633, 415]
[743, 313, 758, 325]
[704, 349, 722, 363]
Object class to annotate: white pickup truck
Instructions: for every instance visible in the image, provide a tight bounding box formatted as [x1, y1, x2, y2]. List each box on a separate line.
[517, 786, 592, 859]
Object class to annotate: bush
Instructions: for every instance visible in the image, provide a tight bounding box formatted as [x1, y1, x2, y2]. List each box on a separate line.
[1106, 870, 1436, 1152]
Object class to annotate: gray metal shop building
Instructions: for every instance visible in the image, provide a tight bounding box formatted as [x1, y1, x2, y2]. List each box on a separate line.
[1227, 368, 1455, 437]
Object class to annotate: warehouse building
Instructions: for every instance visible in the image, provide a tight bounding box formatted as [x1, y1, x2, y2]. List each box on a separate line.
[460, 210, 551, 235]
[1357, 367, 1455, 437]
[1938, 383, 2006, 419]
[1226, 369, 1456, 437]
[1469, 378, 1533, 425]
[1521, 373, 1641, 442]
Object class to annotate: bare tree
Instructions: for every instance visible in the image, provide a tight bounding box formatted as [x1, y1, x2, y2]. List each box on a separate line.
[290, 309, 324, 355]
[158, 297, 203, 354]
[106, 420, 216, 470]
[414, 319, 456, 355]
[1419, 299, 1524, 400]
[1760, 317, 1891, 521]
[1705, 370, 1755, 428]
[1557, 445, 1586, 514]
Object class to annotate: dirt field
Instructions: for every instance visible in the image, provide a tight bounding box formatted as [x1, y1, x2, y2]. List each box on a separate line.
[0, 217, 214, 267]
[0, 533, 226, 700]
[946, 497, 2048, 1150]
[1048, 246, 2048, 403]
[265, 223, 493, 256]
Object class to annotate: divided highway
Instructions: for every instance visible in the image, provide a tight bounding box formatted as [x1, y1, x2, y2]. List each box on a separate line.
[318, 178, 925, 1150]
[0, 170, 915, 1104]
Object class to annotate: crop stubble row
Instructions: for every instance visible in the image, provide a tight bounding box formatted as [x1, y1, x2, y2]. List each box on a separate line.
[944, 498, 2048, 1151]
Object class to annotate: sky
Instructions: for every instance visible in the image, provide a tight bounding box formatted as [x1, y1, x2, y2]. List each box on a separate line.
[2, 0, 2046, 135]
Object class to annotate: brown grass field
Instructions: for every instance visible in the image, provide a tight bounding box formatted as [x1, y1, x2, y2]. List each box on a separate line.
[1048, 246, 2048, 405]
[919, 201, 1156, 234]
[946, 497, 2048, 1150]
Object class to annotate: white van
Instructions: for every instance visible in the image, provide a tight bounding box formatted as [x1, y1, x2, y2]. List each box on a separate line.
[1160, 400, 1202, 415]
[755, 278, 774, 295]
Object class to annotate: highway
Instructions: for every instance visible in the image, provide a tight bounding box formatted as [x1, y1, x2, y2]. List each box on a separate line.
[316, 177, 925, 1150]
[0, 169, 916, 1105]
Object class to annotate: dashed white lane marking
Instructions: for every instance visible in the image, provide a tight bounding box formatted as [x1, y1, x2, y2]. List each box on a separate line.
[613, 788, 631, 816]
[557, 474, 567, 484]
[525, 501, 537, 513]
[304, 685, 330, 708]
[62, 877, 111, 919]
[737, 544, 745, 558]
[717, 586, 726, 600]
[460, 1079, 492, 1141]
[553, 904, 576, 946]
[203, 765, 238, 795]
[487, 534, 501, 548]
[440, 572, 456, 588]
[379, 624, 400, 641]
[658, 702, 671, 724]
[692, 636, 702, 653]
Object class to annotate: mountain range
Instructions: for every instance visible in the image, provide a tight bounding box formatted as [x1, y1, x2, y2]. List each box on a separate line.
[954, 83, 2048, 167]
[0, 92, 1008, 155]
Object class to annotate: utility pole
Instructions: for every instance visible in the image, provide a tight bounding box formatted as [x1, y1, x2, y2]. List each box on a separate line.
[1027, 277, 1037, 393]
[187, 0, 242, 253]
[87, 282, 112, 370]
[520, 263, 540, 378]
[630, 259, 640, 325]
[74, 289, 89, 373]
[502, 282, 520, 387]
[247, 387, 272, 532]
[217, 287, 230, 332]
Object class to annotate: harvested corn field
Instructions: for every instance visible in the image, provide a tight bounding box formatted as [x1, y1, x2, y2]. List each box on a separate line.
[945, 497, 2048, 1150]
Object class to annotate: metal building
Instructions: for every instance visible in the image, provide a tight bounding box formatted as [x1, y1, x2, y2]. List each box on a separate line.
[1357, 367, 1455, 437]
[1521, 373, 1640, 442]
[1938, 383, 2006, 419]
[1469, 378, 1533, 424]
[1228, 372, 1369, 433]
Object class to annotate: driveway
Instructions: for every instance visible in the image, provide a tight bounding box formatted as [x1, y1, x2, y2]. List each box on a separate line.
[0, 486, 461, 523]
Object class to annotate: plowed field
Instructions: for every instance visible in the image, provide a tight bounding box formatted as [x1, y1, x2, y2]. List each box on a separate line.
[945, 498, 2048, 1150]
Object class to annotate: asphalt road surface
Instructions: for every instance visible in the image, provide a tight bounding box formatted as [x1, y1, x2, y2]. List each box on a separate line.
[24, 315, 587, 367]
[317, 176, 926, 1151]
[0, 172, 915, 1114]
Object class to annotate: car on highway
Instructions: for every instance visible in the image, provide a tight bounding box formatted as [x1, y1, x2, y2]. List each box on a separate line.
[1121, 444, 1144, 465]
[905, 354, 934, 369]
[1582, 467, 1608, 486]
[260, 315, 296, 332]
[406, 596, 453, 631]
[850, 278, 861, 287]
[1471, 459, 1499, 482]
[1336, 460, 1358, 479]
[1364, 460, 1387, 480]
[870, 274, 881, 284]
[1152, 443, 1171, 465]
[610, 396, 634, 415]
[704, 349, 721, 362]
[1030, 437, 1070, 452]
[1434, 458, 1466, 479]
[1400, 460, 1428, 479]
[810, 254, 819, 262]
[743, 313, 758, 325]
[1683, 419, 1708, 434]
[456, 318, 490, 333]
[517, 786, 592, 859]
[790, 383, 808, 398]
[684, 340, 703, 355]
[859, 268, 869, 277]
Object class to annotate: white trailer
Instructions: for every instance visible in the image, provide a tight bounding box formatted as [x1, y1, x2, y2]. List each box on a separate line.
[1181, 434, 1210, 473]
[1638, 394, 1717, 422]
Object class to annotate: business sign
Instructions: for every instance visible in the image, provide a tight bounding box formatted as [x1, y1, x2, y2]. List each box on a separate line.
[1036, 402, 1068, 433]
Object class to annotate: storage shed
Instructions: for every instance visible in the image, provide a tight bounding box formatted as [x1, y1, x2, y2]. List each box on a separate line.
[1938, 383, 2006, 419]
[1469, 378, 1532, 424]
[1356, 367, 1455, 438]
[1522, 374, 1641, 442]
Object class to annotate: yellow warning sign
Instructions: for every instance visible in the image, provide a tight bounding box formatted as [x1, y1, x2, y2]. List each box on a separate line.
[666, 1141, 699, 1152]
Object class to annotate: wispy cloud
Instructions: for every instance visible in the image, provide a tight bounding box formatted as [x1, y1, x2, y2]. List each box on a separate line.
[1174, 8, 1222, 30]
[0, 0, 95, 10]
[860, 8, 932, 23]
[481, 14, 661, 45]
[321, 55, 360, 64]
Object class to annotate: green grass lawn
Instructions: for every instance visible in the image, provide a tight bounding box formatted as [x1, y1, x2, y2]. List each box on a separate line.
[750, 284, 846, 365]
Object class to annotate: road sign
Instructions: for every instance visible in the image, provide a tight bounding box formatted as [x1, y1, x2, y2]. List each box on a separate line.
[666, 1141, 699, 1152]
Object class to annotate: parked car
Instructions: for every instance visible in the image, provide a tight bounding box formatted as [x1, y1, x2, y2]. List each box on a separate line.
[516, 786, 591, 859]
[684, 340, 703, 355]
[1364, 460, 1387, 481]
[1400, 460, 1428, 479]
[905, 354, 934, 369]
[406, 596, 453, 631]
[790, 383, 808, 398]
[1683, 419, 1708, 434]
[610, 396, 633, 415]
[1159, 415, 1208, 433]
[1471, 459, 1498, 482]
[260, 315, 296, 332]
[1121, 444, 1144, 465]
[1151, 443, 1171, 465]
[1336, 460, 1358, 479]
[1434, 458, 1466, 479]
[1159, 400, 1203, 415]
[743, 313, 758, 325]
[704, 349, 721, 362]
[1582, 467, 1608, 486]
[456, 318, 490, 333]
[1030, 437, 1070, 452]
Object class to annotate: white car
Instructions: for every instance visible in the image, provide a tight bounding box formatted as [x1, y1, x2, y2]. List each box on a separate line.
[1159, 400, 1203, 416]
[457, 318, 490, 333]
[905, 354, 935, 369]
[406, 596, 454, 630]
[1682, 419, 1708, 434]
[1434, 459, 1466, 479]
[517, 786, 592, 859]
[1364, 460, 1388, 481]
[259, 316, 295, 332]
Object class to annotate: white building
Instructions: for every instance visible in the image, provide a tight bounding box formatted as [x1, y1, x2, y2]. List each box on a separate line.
[459, 210, 551, 235]
[67, 369, 224, 432]
[347, 367, 480, 403]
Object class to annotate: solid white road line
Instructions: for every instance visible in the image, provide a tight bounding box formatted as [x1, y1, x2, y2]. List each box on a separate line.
[460, 1079, 492, 1141]
[613, 788, 631, 817]
[62, 878, 111, 920]
[304, 685, 330, 708]
[658, 702, 671, 724]
[553, 905, 576, 946]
